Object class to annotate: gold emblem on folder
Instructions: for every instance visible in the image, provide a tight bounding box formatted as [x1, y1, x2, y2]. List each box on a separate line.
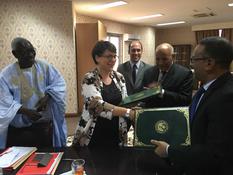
[154, 120, 168, 134]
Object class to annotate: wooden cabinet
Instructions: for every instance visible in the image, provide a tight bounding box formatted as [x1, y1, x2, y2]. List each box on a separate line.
[76, 21, 107, 113]
[172, 44, 191, 68]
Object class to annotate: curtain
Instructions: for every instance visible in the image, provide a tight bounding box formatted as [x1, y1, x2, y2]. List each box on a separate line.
[221, 28, 232, 41]
[195, 30, 219, 44]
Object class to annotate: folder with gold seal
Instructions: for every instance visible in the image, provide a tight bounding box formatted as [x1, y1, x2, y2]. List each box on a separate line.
[120, 85, 161, 107]
[134, 107, 190, 147]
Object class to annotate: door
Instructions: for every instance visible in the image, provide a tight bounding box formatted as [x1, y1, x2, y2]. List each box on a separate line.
[76, 21, 106, 113]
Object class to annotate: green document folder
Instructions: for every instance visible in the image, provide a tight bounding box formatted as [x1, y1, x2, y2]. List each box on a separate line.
[134, 107, 190, 147]
[120, 86, 161, 107]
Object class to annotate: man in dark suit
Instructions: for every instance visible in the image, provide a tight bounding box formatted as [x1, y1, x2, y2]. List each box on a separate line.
[143, 43, 193, 108]
[118, 40, 152, 95]
[151, 37, 233, 175]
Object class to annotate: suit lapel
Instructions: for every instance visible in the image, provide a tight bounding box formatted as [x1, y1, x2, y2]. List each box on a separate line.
[191, 72, 231, 125]
[153, 66, 160, 82]
[126, 62, 134, 86]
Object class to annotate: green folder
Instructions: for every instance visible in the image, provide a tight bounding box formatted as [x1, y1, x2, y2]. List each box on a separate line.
[134, 107, 190, 147]
[120, 86, 161, 107]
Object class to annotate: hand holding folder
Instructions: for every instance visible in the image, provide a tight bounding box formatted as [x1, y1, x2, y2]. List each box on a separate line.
[120, 85, 162, 107]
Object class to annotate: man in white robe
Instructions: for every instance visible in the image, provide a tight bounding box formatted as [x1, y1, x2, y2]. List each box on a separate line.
[0, 37, 67, 148]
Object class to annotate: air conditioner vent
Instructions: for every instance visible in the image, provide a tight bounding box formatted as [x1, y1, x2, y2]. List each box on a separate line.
[192, 12, 216, 18]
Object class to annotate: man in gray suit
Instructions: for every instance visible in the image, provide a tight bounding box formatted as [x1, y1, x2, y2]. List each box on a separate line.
[118, 40, 152, 95]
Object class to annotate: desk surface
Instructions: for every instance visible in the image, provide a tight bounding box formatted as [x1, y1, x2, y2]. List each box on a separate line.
[3, 147, 172, 175]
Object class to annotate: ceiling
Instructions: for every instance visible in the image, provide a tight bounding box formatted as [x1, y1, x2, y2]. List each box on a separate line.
[73, 0, 233, 28]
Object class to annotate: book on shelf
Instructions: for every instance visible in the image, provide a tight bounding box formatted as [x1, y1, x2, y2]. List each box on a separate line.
[120, 85, 161, 107]
[16, 152, 63, 175]
[0, 146, 37, 170]
[134, 107, 190, 147]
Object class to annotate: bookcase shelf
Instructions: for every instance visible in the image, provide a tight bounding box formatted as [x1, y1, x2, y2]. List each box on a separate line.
[172, 44, 191, 68]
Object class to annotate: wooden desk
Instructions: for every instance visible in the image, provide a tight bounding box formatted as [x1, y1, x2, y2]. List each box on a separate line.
[3, 147, 172, 175]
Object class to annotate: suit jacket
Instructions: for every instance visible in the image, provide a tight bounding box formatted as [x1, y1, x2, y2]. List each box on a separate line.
[117, 60, 152, 95]
[167, 72, 233, 175]
[143, 63, 193, 108]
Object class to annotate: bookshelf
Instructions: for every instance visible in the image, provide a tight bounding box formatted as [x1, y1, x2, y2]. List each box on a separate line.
[172, 44, 191, 68]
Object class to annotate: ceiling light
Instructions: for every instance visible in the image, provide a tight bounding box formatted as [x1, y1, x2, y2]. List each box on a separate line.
[156, 21, 185, 26]
[89, 1, 127, 10]
[131, 14, 163, 20]
[228, 3, 233, 6]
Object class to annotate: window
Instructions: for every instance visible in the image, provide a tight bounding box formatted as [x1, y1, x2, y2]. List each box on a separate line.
[107, 34, 122, 70]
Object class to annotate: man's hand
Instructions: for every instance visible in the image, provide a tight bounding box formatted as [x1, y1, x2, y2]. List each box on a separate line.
[35, 94, 50, 112]
[151, 139, 169, 158]
[18, 107, 42, 121]
[147, 81, 161, 89]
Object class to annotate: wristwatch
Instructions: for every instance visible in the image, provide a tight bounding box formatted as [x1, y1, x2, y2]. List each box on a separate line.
[125, 109, 131, 118]
[159, 88, 165, 98]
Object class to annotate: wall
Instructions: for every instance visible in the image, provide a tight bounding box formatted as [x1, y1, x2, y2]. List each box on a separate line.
[156, 25, 233, 70]
[0, 0, 77, 114]
[156, 26, 196, 48]
[192, 21, 233, 31]
[76, 14, 156, 65]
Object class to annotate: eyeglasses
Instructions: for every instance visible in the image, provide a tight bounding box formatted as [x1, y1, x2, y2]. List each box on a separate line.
[190, 56, 209, 63]
[101, 55, 118, 61]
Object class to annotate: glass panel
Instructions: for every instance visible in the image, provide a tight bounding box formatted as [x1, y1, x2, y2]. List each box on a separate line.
[107, 34, 121, 70]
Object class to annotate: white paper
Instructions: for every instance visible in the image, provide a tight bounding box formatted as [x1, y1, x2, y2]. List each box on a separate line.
[0, 146, 36, 168]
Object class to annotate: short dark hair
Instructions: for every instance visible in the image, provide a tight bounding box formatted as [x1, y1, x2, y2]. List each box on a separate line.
[200, 36, 233, 69]
[92, 40, 116, 64]
[11, 37, 33, 51]
[128, 40, 143, 54]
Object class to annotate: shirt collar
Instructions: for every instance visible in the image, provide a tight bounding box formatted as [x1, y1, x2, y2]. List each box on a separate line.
[203, 79, 216, 91]
[130, 60, 140, 69]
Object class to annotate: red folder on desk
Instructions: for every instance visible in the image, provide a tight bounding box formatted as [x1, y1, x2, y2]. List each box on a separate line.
[16, 152, 63, 175]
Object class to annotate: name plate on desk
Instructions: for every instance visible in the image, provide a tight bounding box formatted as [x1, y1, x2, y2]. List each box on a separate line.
[120, 86, 161, 107]
[134, 107, 190, 147]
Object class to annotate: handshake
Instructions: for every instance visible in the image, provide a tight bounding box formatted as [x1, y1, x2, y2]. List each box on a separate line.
[88, 96, 139, 120]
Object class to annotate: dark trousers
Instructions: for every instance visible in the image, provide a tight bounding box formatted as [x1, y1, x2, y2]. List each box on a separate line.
[7, 121, 53, 148]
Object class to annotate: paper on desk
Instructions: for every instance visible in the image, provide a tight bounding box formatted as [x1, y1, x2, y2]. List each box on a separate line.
[0, 147, 35, 168]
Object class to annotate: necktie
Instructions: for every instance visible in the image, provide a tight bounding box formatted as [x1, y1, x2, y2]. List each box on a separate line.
[161, 71, 166, 79]
[189, 86, 205, 122]
[132, 64, 137, 84]
[158, 71, 166, 82]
